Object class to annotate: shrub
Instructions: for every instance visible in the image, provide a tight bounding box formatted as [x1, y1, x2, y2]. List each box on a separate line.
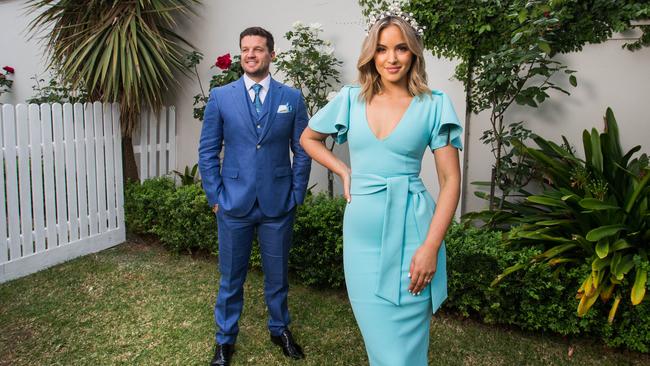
[124, 177, 176, 234]
[603, 300, 650, 352]
[445, 222, 650, 352]
[152, 184, 218, 254]
[290, 193, 346, 288]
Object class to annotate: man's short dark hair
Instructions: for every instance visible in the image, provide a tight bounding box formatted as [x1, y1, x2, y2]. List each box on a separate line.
[239, 27, 275, 52]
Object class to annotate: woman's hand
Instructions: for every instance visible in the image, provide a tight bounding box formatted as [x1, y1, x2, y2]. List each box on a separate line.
[300, 127, 352, 203]
[340, 167, 352, 203]
[408, 243, 439, 295]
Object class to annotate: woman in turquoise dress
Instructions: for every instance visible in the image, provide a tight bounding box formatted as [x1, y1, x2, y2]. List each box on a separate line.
[300, 12, 462, 366]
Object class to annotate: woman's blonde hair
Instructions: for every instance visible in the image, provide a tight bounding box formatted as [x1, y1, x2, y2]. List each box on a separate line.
[357, 16, 430, 103]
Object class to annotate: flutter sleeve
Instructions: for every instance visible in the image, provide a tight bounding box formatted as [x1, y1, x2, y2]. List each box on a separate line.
[308, 85, 353, 144]
[429, 91, 464, 151]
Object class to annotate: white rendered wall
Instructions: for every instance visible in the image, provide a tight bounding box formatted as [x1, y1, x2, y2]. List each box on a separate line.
[2, 0, 649, 214]
[0, 0, 49, 106]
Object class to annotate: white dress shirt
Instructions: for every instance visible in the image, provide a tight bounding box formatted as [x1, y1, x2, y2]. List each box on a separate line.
[243, 73, 271, 104]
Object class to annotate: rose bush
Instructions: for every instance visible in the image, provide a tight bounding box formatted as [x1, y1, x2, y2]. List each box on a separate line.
[0, 65, 14, 98]
[186, 51, 244, 121]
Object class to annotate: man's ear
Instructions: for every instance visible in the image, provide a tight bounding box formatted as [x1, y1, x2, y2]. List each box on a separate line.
[271, 51, 276, 60]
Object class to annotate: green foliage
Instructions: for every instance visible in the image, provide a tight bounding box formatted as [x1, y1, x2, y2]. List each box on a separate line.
[473, 108, 650, 320]
[26, 73, 88, 104]
[290, 192, 346, 287]
[189, 52, 244, 121]
[275, 22, 343, 117]
[152, 184, 218, 254]
[458, 3, 576, 209]
[359, 0, 650, 66]
[275, 22, 343, 197]
[173, 164, 201, 186]
[27, 0, 200, 136]
[603, 299, 650, 352]
[124, 177, 176, 234]
[445, 222, 650, 352]
[474, 121, 540, 206]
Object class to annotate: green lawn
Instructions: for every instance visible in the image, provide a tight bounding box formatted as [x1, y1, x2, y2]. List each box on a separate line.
[1, 235, 648, 366]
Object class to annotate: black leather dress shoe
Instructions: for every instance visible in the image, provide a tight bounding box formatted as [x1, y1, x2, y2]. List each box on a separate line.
[210, 343, 235, 366]
[270, 329, 305, 360]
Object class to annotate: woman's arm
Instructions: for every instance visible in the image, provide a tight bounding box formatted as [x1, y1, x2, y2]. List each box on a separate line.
[300, 127, 351, 202]
[408, 144, 461, 294]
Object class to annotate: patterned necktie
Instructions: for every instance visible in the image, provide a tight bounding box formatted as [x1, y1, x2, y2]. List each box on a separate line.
[251, 83, 263, 115]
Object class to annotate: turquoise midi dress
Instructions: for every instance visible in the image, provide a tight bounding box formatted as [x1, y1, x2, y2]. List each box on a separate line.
[308, 86, 463, 366]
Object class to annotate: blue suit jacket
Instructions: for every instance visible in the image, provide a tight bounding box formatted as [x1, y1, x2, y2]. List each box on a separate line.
[198, 77, 312, 217]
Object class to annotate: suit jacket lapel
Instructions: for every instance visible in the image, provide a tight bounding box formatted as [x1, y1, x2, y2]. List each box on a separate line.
[231, 77, 257, 136]
[258, 78, 284, 143]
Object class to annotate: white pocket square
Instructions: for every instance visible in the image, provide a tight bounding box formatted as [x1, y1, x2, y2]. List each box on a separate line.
[277, 104, 293, 113]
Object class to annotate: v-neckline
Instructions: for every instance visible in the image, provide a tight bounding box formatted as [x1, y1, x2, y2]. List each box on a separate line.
[364, 96, 416, 142]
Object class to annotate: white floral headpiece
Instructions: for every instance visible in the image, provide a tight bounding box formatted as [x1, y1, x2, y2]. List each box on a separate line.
[364, 1, 425, 37]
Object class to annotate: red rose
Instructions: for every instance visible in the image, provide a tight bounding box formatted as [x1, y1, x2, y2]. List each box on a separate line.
[215, 53, 232, 70]
[3, 66, 15, 74]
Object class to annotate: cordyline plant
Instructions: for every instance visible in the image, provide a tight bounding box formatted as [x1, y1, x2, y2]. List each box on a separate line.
[490, 108, 649, 322]
[27, 0, 200, 182]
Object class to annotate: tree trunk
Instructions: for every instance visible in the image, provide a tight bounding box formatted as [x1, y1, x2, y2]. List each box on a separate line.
[489, 166, 497, 211]
[489, 116, 504, 211]
[122, 136, 139, 184]
[327, 138, 336, 198]
[459, 55, 475, 215]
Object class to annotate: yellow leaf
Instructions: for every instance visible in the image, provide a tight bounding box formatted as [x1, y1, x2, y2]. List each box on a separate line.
[631, 269, 647, 305]
[608, 296, 621, 324]
[578, 289, 601, 317]
[584, 275, 597, 297]
[600, 283, 615, 302]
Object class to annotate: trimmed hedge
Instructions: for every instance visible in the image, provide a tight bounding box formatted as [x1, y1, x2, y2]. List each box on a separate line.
[289, 193, 346, 288]
[124, 178, 217, 253]
[124, 177, 175, 234]
[124, 178, 650, 352]
[152, 184, 218, 253]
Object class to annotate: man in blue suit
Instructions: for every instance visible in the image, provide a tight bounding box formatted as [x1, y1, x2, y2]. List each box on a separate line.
[198, 27, 311, 366]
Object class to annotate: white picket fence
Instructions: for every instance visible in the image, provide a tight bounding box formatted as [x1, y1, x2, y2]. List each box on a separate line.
[133, 106, 176, 182]
[0, 102, 176, 283]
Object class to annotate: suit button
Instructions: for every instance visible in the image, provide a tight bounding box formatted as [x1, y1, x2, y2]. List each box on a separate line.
[257, 124, 261, 129]
[256, 144, 261, 149]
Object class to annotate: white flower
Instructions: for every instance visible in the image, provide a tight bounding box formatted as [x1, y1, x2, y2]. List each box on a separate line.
[309, 22, 323, 31]
[326, 91, 338, 101]
[322, 46, 335, 56]
[324, 40, 332, 46]
[292, 20, 303, 28]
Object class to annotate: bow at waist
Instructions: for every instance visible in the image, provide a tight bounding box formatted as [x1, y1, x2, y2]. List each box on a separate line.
[350, 173, 435, 306]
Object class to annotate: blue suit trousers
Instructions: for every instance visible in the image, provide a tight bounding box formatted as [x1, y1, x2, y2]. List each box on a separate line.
[214, 202, 295, 344]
